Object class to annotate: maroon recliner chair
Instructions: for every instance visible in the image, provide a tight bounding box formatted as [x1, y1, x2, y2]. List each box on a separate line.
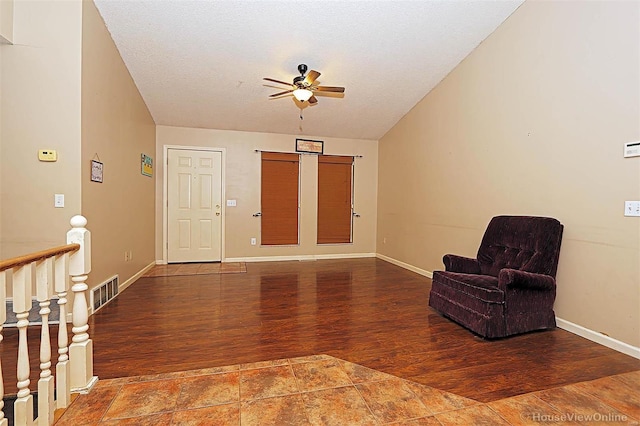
[429, 216, 563, 338]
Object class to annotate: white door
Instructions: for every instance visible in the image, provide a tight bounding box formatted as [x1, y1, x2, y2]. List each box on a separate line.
[167, 149, 222, 262]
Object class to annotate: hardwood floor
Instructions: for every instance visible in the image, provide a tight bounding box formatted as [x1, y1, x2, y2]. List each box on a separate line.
[2, 258, 639, 403]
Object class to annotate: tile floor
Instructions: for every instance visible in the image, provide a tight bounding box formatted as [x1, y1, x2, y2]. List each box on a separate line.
[143, 262, 247, 277]
[56, 355, 640, 425]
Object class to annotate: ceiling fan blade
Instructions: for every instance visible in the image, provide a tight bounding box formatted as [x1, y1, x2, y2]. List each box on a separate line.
[314, 86, 345, 93]
[304, 70, 321, 85]
[269, 89, 294, 97]
[308, 95, 318, 104]
[263, 77, 293, 86]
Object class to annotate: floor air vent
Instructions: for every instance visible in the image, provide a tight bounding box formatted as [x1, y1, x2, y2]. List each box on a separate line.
[92, 275, 119, 313]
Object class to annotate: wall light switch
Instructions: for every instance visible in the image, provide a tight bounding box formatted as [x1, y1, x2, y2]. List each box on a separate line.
[624, 201, 640, 217]
[227, 199, 237, 207]
[54, 194, 64, 208]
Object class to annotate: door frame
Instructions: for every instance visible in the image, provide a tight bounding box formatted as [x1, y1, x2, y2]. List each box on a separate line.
[162, 144, 227, 263]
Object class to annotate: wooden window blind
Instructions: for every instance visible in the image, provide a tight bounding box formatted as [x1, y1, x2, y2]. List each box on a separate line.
[261, 152, 300, 245]
[317, 155, 354, 244]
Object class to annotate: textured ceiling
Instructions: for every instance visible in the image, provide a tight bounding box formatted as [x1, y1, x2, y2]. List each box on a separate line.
[94, 0, 523, 141]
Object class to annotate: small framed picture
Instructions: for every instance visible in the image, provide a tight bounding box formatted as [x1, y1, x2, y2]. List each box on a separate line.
[91, 160, 103, 183]
[295, 138, 324, 154]
[141, 154, 153, 177]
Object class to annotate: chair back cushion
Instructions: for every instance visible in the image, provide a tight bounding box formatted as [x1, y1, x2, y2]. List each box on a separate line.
[477, 216, 563, 277]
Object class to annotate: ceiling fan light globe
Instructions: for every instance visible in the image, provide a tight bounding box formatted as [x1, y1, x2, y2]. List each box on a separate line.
[293, 88, 313, 102]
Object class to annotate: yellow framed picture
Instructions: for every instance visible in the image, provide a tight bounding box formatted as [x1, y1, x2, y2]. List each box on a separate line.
[141, 154, 153, 177]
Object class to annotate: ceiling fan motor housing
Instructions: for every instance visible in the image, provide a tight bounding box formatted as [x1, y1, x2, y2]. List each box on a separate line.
[294, 64, 308, 86]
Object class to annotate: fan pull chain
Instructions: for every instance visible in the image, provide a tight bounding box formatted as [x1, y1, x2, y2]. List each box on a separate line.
[299, 108, 304, 132]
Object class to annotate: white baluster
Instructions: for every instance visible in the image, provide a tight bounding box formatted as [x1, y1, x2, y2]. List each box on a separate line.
[36, 259, 54, 426]
[69, 273, 92, 391]
[67, 216, 97, 392]
[54, 253, 70, 409]
[0, 271, 8, 426]
[13, 263, 34, 425]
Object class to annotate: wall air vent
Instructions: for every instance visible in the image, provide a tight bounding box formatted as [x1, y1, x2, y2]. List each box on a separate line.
[91, 275, 119, 313]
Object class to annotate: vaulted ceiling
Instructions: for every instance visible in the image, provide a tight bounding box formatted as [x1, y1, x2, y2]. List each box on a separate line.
[94, 0, 523, 140]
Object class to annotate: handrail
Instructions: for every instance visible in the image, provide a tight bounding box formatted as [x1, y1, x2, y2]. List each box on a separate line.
[0, 244, 80, 272]
[0, 215, 95, 425]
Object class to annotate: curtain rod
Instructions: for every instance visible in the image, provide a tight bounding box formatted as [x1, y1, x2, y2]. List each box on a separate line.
[254, 149, 363, 158]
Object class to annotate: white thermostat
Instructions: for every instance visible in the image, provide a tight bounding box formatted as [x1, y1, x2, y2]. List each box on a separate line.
[624, 141, 640, 158]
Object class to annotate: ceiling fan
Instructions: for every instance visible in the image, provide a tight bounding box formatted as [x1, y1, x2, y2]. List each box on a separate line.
[264, 64, 345, 104]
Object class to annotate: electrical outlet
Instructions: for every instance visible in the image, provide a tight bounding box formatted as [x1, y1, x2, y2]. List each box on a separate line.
[124, 251, 129, 261]
[129, 250, 133, 261]
[250, 237, 257, 246]
[624, 141, 640, 158]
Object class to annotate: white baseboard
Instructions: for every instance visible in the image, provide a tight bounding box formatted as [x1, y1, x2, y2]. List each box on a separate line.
[225, 253, 376, 263]
[155, 260, 167, 265]
[556, 317, 640, 360]
[119, 261, 156, 293]
[375, 254, 639, 359]
[375, 253, 433, 278]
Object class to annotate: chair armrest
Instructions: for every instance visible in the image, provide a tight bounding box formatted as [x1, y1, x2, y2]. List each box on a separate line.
[443, 254, 481, 274]
[498, 269, 556, 291]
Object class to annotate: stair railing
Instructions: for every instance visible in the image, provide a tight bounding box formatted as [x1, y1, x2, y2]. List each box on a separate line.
[0, 215, 96, 425]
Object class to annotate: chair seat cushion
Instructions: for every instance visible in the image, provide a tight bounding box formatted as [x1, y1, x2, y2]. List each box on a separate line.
[432, 271, 503, 304]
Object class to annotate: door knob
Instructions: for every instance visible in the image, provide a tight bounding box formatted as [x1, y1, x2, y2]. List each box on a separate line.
[216, 212, 220, 216]
[253, 212, 262, 217]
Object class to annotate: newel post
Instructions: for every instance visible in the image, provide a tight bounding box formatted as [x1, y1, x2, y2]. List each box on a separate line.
[66, 215, 97, 392]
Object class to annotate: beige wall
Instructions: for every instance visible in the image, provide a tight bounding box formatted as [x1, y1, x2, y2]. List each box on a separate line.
[0, 40, 3, 253]
[377, 0, 640, 346]
[0, 0, 155, 292]
[156, 126, 377, 261]
[81, 0, 156, 289]
[0, 0, 13, 44]
[0, 0, 83, 259]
